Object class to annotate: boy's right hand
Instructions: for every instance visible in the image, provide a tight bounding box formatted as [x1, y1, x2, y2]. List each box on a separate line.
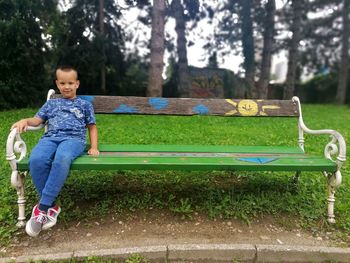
[11, 119, 29, 133]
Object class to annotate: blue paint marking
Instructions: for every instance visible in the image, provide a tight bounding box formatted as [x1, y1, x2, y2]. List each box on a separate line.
[149, 98, 169, 110]
[114, 104, 138, 113]
[193, 104, 209, 115]
[237, 157, 277, 164]
[78, 95, 94, 103]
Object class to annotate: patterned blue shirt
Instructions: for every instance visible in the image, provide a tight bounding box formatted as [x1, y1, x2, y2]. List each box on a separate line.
[35, 97, 96, 144]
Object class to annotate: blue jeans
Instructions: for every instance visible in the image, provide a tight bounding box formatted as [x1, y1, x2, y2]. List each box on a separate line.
[29, 137, 85, 206]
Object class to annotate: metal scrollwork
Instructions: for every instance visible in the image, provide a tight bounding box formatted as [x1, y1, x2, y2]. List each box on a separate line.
[13, 134, 27, 162]
[325, 171, 342, 188]
[293, 96, 346, 224]
[7, 129, 24, 165]
[6, 91, 51, 227]
[292, 96, 346, 170]
[324, 137, 339, 162]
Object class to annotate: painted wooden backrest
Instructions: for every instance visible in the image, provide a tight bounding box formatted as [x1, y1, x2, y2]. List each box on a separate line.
[53, 95, 299, 117]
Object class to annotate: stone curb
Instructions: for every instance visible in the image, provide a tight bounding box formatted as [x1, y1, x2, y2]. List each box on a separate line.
[1, 244, 350, 263]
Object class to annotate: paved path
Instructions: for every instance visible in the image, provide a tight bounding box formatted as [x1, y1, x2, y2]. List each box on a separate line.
[2, 212, 350, 262]
[2, 243, 350, 262]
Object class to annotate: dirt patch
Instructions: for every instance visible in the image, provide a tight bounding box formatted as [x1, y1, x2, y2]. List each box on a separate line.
[3, 209, 342, 258]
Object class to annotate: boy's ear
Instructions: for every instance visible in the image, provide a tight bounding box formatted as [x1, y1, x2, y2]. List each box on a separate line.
[76, 80, 80, 88]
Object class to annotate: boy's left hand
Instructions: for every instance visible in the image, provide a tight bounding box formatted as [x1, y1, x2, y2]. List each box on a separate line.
[88, 148, 100, 156]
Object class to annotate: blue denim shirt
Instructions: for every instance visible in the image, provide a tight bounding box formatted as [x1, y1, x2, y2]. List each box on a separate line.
[35, 97, 96, 144]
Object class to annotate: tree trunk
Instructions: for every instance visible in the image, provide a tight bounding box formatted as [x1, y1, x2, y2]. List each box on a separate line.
[99, 0, 106, 94]
[284, 0, 303, 99]
[240, 0, 257, 98]
[336, 0, 350, 104]
[172, 0, 190, 97]
[257, 0, 276, 99]
[147, 0, 166, 97]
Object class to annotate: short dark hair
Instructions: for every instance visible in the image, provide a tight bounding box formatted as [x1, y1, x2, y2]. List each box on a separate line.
[56, 65, 79, 79]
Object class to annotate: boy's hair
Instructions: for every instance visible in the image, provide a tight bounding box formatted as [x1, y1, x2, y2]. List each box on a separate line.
[56, 65, 79, 79]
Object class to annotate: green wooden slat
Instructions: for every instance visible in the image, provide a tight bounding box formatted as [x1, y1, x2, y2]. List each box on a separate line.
[97, 144, 305, 154]
[70, 156, 335, 172]
[17, 153, 336, 172]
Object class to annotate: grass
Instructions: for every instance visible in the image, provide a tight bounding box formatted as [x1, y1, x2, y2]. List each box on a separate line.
[0, 104, 349, 246]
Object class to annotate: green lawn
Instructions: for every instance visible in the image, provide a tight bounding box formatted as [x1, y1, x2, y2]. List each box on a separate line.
[0, 104, 349, 246]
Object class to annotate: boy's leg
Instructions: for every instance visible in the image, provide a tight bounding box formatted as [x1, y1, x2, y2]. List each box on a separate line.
[26, 138, 59, 237]
[40, 138, 85, 208]
[29, 138, 58, 196]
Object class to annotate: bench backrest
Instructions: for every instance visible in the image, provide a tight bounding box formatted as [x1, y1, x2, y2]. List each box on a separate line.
[53, 94, 299, 117]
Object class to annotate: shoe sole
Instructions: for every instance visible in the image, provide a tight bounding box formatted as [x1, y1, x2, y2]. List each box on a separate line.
[25, 221, 41, 237]
[42, 206, 62, 230]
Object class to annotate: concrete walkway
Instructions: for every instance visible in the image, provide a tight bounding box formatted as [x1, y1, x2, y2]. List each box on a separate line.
[2, 243, 350, 262]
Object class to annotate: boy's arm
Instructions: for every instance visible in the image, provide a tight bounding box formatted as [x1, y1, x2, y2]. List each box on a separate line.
[11, 117, 44, 133]
[87, 124, 99, 155]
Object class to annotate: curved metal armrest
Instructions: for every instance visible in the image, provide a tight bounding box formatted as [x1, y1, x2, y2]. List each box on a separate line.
[292, 97, 346, 170]
[6, 125, 45, 165]
[26, 125, 45, 131]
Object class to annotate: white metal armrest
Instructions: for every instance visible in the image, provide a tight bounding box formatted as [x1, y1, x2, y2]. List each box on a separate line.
[6, 125, 45, 166]
[6, 90, 54, 228]
[292, 96, 346, 170]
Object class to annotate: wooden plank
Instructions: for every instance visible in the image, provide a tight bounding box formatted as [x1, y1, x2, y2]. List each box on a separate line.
[17, 156, 335, 172]
[67, 156, 335, 172]
[96, 144, 305, 154]
[52, 95, 299, 117]
[17, 152, 335, 172]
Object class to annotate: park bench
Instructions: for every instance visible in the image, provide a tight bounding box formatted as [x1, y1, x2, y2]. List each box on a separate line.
[6, 89, 346, 227]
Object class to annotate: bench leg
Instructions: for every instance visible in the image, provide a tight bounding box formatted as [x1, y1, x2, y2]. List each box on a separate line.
[11, 171, 27, 228]
[325, 171, 342, 224]
[292, 171, 301, 184]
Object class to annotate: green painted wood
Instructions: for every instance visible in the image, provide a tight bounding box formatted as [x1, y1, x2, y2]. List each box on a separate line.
[17, 145, 335, 172]
[68, 156, 335, 171]
[96, 144, 305, 154]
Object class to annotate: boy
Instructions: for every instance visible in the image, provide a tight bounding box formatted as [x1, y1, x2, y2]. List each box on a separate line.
[11, 65, 99, 237]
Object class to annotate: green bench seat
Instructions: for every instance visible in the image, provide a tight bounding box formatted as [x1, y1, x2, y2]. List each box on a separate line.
[6, 90, 346, 227]
[17, 144, 336, 172]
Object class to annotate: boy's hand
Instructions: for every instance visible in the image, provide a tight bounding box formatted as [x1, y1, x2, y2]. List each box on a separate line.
[88, 148, 100, 156]
[11, 119, 28, 133]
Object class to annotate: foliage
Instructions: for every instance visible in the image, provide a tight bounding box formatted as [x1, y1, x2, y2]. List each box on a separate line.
[1, 104, 350, 246]
[0, 0, 58, 109]
[299, 0, 343, 74]
[0, 0, 152, 110]
[298, 72, 350, 104]
[1, 1, 350, 105]
[51, 0, 126, 95]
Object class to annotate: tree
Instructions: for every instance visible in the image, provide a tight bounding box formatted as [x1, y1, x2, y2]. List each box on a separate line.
[0, 0, 58, 109]
[99, 0, 106, 94]
[284, 0, 304, 99]
[298, 0, 342, 75]
[207, 52, 219, 68]
[53, 0, 126, 95]
[213, 0, 269, 98]
[257, 0, 276, 99]
[336, 0, 349, 104]
[147, 0, 166, 97]
[240, 0, 257, 98]
[171, 0, 189, 97]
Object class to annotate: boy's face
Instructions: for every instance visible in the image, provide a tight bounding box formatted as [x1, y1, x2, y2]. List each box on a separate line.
[55, 69, 80, 99]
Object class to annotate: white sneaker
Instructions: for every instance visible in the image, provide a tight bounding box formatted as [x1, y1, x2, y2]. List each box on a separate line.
[42, 205, 61, 230]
